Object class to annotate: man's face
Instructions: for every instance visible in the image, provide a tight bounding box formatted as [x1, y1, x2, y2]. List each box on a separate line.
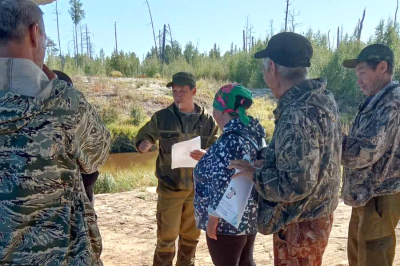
[355, 62, 383, 96]
[172, 84, 196, 106]
[263, 64, 279, 98]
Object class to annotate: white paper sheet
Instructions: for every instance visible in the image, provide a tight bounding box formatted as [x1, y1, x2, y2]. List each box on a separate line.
[214, 154, 254, 229]
[171, 136, 201, 169]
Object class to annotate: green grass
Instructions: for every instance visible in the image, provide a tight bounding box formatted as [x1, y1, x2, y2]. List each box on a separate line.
[94, 170, 157, 194]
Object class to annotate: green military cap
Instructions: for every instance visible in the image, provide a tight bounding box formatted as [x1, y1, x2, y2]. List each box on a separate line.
[166, 72, 196, 88]
[343, 44, 394, 68]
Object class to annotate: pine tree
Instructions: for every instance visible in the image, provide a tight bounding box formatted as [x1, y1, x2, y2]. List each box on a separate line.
[69, 0, 85, 67]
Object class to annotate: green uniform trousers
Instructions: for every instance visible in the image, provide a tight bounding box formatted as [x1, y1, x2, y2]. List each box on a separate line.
[348, 192, 400, 266]
[153, 182, 200, 266]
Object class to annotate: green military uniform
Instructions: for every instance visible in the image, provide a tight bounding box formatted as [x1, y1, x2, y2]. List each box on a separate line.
[135, 103, 218, 266]
[342, 81, 400, 266]
[0, 58, 111, 265]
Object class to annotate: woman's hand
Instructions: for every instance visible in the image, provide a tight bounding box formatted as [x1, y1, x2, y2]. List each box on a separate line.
[190, 149, 207, 161]
[206, 215, 219, 240]
[228, 159, 257, 181]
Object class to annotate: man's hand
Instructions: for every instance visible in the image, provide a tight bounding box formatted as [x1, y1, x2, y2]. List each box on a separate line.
[190, 149, 207, 161]
[228, 159, 257, 181]
[254, 159, 264, 168]
[138, 140, 152, 153]
[42, 64, 57, 80]
[206, 215, 219, 240]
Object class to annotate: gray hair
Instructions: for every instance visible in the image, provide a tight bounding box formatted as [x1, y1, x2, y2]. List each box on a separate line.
[0, 0, 45, 44]
[263, 57, 309, 81]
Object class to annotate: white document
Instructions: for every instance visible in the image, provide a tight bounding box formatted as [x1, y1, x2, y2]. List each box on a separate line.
[214, 154, 254, 229]
[171, 136, 201, 169]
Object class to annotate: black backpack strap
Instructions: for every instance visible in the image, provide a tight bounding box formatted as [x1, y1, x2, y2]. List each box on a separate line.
[221, 130, 261, 151]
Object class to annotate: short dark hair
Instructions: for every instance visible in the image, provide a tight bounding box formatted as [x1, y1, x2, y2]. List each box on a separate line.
[366, 60, 394, 75]
[0, 0, 44, 44]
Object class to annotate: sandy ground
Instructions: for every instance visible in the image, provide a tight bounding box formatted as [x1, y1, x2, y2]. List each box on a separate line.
[95, 187, 400, 266]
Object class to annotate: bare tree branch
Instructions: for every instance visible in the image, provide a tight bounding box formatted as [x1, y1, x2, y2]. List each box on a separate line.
[144, 0, 158, 58]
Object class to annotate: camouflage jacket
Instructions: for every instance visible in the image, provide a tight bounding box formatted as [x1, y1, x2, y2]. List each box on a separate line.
[342, 81, 400, 207]
[254, 78, 342, 235]
[0, 58, 111, 265]
[135, 103, 218, 190]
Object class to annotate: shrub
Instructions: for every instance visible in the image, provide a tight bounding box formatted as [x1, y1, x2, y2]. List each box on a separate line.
[111, 70, 123, 78]
[130, 106, 148, 126]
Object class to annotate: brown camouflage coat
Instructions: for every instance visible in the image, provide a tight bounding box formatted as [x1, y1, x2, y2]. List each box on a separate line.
[342, 81, 400, 207]
[254, 78, 342, 235]
[0, 58, 111, 265]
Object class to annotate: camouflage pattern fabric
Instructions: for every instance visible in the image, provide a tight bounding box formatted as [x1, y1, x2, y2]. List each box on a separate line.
[0, 59, 111, 265]
[273, 214, 333, 266]
[254, 78, 342, 235]
[342, 81, 400, 207]
[135, 103, 219, 190]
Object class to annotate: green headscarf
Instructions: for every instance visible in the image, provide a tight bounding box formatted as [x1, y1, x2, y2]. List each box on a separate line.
[213, 83, 253, 125]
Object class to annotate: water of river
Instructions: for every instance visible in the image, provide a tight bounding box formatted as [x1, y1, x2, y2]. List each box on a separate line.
[101, 152, 158, 172]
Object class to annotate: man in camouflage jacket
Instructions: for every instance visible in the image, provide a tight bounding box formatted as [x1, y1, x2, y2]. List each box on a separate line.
[229, 32, 342, 265]
[135, 72, 218, 266]
[342, 44, 400, 266]
[0, 1, 111, 265]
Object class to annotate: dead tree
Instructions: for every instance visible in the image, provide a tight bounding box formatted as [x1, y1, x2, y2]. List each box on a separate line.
[162, 24, 166, 62]
[269, 19, 274, 37]
[243, 30, 246, 51]
[337, 26, 340, 49]
[244, 16, 254, 52]
[284, 0, 290, 32]
[55, 2, 62, 59]
[80, 24, 83, 57]
[289, 9, 302, 32]
[85, 25, 89, 55]
[357, 9, 366, 43]
[145, 0, 158, 58]
[328, 30, 331, 51]
[395, 0, 399, 25]
[114, 22, 118, 53]
[168, 24, 173, 48]
[159, 29, 162, 57]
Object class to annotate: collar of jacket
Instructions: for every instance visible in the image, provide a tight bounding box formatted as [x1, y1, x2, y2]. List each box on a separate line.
[273, 78, 327, 121]
[0, 58, 54, 99]
[359, 80, 399, 114]
[167, 103, 203, 117]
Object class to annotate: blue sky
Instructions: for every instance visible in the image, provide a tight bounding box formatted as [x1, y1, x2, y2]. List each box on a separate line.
[40, 0, 398, 59]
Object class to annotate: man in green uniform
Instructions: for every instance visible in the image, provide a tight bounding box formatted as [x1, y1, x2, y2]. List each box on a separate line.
[135, 72, 218, 266]
[342, 44, 400, 266]
[0, 0, 111, 265]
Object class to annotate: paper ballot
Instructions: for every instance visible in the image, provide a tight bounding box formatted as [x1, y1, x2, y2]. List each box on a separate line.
[171, 136, 201, 169]
[214, 154, 254, 229]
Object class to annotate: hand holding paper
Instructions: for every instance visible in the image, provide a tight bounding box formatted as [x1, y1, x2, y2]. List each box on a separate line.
[171, 136, 201, 169]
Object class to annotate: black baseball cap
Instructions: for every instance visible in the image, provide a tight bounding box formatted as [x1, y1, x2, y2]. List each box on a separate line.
[166, 72, 196, 88]
[53, 70, 73, 85]
[254, 32, 313, 68]
[342, 44, 394, 68]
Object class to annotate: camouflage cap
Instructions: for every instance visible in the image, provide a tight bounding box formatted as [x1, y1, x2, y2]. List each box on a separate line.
[342, 44, 394, 68]
[166, 72, 196, 88]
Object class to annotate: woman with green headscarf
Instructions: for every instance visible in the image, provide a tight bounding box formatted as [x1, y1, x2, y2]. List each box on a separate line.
[193, 83, 266, 266]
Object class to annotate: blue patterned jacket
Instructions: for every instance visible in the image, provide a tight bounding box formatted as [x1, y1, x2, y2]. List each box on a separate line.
[194, 117, 265, 235]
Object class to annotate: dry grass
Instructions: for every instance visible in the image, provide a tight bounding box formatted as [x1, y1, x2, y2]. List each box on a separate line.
[72, 76, 276, 193]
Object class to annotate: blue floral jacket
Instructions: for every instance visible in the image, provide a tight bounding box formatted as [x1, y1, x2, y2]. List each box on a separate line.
[194, 118, 265, 235]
